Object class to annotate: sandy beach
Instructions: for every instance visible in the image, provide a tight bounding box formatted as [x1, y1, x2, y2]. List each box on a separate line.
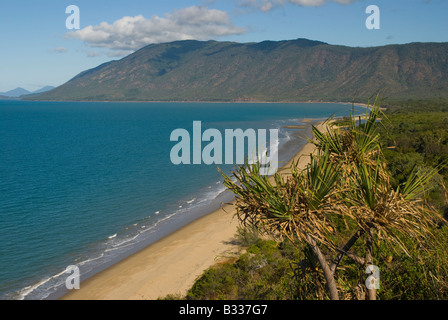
[61, 121, 325, 300]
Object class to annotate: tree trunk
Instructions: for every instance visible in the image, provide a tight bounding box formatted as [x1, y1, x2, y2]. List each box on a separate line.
[306, 235, 339, 300]
[365, 230, 377, 300]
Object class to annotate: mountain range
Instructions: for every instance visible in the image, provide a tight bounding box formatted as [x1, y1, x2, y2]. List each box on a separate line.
[30, 39, 448, 102]
[1, 86, 55, 98]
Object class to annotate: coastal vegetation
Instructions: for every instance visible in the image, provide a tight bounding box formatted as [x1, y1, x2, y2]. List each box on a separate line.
[176, 97, 448, 300]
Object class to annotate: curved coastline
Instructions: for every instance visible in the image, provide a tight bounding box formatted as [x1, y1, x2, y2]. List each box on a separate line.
[59, 121, 326, 300]
[0, 101, 361, 300]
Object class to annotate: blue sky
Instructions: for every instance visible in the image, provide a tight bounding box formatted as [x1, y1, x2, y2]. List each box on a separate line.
[0, 0, 447, 92]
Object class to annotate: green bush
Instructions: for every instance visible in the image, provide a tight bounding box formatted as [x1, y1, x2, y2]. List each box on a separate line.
[376, 226, 448, 300]
[183, 224, 448, 300]
[186, 238, 302, 300]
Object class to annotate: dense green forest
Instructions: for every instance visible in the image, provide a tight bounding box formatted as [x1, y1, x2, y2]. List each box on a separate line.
[165, 98, 448, 300]
[381, 98, 448, 216]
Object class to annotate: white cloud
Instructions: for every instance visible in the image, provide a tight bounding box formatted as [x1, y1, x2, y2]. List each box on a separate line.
[290, 0, 357, 5]
[66, 6, 245, 55]
[87, 51, 101, 58]
[53, 47, 68, 53]
[239, 0, 359, 11]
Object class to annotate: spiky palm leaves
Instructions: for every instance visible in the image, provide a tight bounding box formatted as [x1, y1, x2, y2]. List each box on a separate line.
[312, 96, 386, 179]
[346, 157, 440, 256]
[222, 148, 341, 247]
[220, 96, 442, 299]
[313, 96, 440, 251]
[221, 148, 343, 299]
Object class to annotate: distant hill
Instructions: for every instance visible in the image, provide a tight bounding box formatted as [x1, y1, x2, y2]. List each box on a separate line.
[31, 86, 55, 95]
[30, 39, 448, 102]
[0, 86, 55, 98]
[0, 87, 31, 98]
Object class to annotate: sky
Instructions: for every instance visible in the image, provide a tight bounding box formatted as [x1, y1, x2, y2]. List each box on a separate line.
[0, 0, 447, 93]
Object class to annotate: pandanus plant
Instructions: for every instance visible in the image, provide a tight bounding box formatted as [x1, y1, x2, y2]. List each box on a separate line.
[220, 96, 442, 300]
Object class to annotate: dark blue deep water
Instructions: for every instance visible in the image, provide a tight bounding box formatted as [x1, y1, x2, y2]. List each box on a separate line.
[0, 100, 360, 299]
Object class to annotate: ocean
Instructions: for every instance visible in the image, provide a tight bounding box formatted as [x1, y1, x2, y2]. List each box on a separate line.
[0, 100, 360, 299]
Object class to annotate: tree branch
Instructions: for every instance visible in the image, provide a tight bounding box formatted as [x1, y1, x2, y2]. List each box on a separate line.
[345, 250, 366, 266]
[330, 229, 365, 275]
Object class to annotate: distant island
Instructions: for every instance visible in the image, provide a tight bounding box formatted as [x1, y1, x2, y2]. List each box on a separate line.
[28, 38, 448, 102]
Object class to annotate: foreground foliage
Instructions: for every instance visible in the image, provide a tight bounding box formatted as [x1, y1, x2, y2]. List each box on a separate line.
[179, 97, 448, 300]
[185, 226, 448, 300]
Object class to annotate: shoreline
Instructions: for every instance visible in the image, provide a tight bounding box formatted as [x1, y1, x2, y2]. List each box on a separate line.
[21, 98, 365, 106]
[60, 120, 325, 300]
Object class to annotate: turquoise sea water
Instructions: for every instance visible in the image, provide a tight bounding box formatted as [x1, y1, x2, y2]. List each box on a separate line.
[0, 100, 360, 299]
